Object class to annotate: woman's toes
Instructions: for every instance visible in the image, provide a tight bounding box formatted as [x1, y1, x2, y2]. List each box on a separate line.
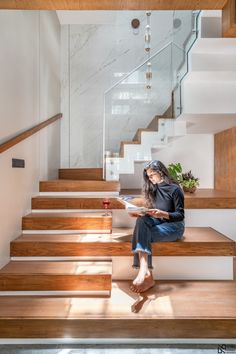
[130, 283, 137, 292]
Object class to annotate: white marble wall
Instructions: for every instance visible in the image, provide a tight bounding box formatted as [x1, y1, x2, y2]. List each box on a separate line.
[61, 11, 193, 167]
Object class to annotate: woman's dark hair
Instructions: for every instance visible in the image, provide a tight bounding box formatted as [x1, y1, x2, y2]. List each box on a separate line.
[143, 160, 177, 207]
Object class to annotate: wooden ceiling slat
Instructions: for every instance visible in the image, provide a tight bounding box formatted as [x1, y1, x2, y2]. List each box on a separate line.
[0, 0, 229, 10]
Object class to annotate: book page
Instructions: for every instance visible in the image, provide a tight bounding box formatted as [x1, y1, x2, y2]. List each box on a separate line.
[118, 196, 154, 214]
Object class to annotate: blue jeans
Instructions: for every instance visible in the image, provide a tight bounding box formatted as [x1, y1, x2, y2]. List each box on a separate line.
[132, 215, 185, 269]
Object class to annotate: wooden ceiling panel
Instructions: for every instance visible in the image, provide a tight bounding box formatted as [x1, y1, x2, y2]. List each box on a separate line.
[0, 0, 229, 10]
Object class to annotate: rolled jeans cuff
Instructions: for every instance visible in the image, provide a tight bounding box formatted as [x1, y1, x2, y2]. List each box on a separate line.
[132, 243, 152, 255]
[132, 264, 154, 270]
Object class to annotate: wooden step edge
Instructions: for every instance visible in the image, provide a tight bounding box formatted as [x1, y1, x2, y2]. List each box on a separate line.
[10, 241, 235, 257]
[12, 227, 235, 244]
[22, 211, 114, 217]
[0, 274, 112, 291]
[59, 168, 103, 181]
[31, 196, 125, 210]
[39, 180, 120, 192]
[11, 227, 133, 241]
[21, 213, 113, 231]
[0, 261, 112, 291]
[0, 260, 112, 274]
[1, 279, 236, 338]
[10, 232, 235, 257]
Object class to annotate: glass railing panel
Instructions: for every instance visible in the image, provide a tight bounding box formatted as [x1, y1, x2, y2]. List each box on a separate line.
[173, 10, 194, 49]
[104, 43, 173, 156]
[172, 10, 201, 116]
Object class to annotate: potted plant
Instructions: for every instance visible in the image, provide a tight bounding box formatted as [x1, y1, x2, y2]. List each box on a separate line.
[181, 170, 199, 193]
[168, 163, 199, 193]
[167, 162, 183, 184]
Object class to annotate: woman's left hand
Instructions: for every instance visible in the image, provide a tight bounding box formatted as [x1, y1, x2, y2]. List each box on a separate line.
[146, 209, 170, 220]
[146, 209, 163, 218]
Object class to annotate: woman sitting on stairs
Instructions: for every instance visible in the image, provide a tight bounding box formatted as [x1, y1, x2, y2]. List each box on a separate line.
[130, 160, 185, 293]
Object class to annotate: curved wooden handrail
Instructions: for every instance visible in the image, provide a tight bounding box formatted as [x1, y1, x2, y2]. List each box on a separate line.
[0, 113, 62, 154]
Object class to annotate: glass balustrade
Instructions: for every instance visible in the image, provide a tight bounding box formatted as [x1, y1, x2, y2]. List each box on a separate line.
[173, 10, 201, 116]
[103, 10, 201, 179]
[63, 10, 201, 170]
[104, 42, 173, 157]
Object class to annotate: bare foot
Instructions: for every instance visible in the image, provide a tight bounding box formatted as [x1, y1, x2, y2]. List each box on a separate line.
[138, 274, 155, 293]
[132, 273, 145, 285]
[130, 271, 147, 292]
[131, 274, 155, 293]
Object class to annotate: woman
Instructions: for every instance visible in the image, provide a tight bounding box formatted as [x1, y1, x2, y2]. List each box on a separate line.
[130, 160, 185, 293]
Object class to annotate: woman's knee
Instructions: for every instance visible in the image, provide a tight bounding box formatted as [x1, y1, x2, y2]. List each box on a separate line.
[135, 215, 149, 228]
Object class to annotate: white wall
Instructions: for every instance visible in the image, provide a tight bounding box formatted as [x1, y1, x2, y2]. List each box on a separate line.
[119, 134, 214, 189]
[0, 10, 61, 268]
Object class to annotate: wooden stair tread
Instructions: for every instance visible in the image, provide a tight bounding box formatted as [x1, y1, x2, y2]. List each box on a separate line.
[0, 261, 111, 275]
[22, 212, 112, 231]
[59, 168, 103, 180]
[23, 212, 112, 218]
[0, 280, 235, 318]
[0, 261, 112, 291]
[40, 180, 120, 192]
[120, 140, 140, 145]
[11, 227, 235, 257]
[0, 280, 236, 338]
[13, 227, 233, 243]
[120, 188, 236, 209]
[32, 196, 125, 209]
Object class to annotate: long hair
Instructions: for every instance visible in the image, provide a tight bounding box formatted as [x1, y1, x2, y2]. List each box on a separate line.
[143, 160, 177, 207]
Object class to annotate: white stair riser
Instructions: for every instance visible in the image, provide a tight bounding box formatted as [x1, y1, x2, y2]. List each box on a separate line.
[112, 256, 233, 280]
[191, 53, 236, 71]
[190, 39, 236, 71]
[183, 77, 236, 114]
[105, 120, 186, 179]
[112, 209, 236, 242]
[201, 15, 222, 39]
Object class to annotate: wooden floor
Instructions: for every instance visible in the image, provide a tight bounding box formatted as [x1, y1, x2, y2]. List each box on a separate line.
[1, 280, 236, 338]
[120, 188, 236, 209]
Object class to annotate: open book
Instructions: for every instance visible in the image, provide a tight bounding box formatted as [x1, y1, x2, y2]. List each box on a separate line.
[118, 196, 155, 215]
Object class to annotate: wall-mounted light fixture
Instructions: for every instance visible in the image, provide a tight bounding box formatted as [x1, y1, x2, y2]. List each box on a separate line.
[131, 18, 140, 35]
[145, 11, 152, 89]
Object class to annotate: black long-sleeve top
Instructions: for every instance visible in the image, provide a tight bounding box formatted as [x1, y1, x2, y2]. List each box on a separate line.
[152, 181, 184, 222]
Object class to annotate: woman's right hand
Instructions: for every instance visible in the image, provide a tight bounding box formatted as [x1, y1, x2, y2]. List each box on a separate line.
[128, 212, 141, 218]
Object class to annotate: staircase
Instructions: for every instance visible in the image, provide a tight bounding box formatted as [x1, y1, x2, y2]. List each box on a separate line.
[106, 107, 186, 180]
[179, 37, 236, 133]
[0, 168, 236, 339]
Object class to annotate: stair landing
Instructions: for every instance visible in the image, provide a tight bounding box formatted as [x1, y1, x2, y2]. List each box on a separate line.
[0, 280, 236, 338]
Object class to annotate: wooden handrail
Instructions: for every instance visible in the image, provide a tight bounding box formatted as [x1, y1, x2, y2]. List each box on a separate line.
[0, 113, 62, 154]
